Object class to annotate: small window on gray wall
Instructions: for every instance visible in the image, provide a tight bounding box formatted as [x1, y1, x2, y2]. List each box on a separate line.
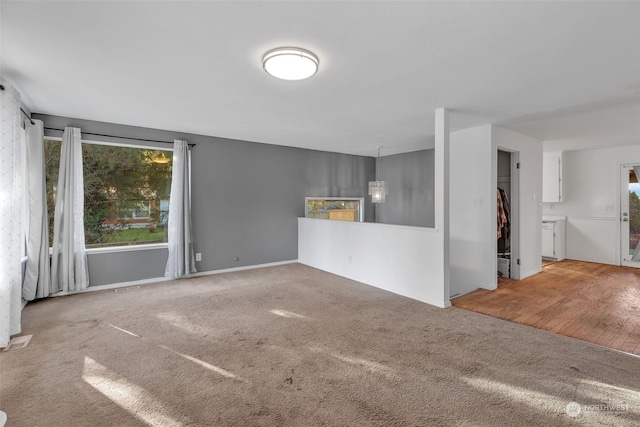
[305, 198, 364, 222]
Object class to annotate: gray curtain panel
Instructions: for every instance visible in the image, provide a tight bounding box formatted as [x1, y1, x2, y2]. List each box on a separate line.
[165, 140, 196, 278]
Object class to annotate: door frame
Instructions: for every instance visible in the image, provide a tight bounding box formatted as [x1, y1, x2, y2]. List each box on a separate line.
[621, 163, 640, 268]
[496, 147, 520, 280]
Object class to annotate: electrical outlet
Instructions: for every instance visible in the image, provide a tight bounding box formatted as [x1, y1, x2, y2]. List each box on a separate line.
[195, 253, 202, 262]
[472, 198, 482, 207]
[348, 255, 353, 263]
[234, 256, 240, 262]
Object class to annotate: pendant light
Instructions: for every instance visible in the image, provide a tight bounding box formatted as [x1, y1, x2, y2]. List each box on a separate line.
[369, 146, 386, 203]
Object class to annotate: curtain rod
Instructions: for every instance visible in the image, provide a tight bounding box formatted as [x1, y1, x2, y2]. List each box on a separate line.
[1, 83, 193, 147]
[44, 127, 195, 147]
[21, 108, 35, 125]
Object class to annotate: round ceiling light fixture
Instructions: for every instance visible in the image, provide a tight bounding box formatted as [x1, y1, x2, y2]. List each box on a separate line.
[263, 47, 319, 81]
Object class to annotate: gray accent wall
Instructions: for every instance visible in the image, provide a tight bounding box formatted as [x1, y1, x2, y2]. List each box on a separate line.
[375, 149, 435, 227]
[36, 114, 374, 286]
[87, 248, 169, 287]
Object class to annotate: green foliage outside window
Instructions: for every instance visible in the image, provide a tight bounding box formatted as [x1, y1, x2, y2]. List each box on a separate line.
[630, 190, 640, 255]
[45, 139, 172, 248]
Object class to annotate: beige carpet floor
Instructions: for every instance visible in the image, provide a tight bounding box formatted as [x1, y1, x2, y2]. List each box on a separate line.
[1, 263, 639, 426]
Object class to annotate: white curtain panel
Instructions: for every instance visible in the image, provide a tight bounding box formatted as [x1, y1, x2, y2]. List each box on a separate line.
[23, 119, 51, 300]
[632, 166, 640, 262]
[165, 140, 196, 278]
[0, 84, 24, 347]
[51, 127, 89, 292]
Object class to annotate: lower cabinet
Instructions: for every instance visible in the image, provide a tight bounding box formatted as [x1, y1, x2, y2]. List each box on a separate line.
[542, 220, 566, 261]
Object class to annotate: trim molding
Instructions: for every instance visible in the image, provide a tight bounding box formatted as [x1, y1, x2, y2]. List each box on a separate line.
[86, 243, 168, 255]
[49, 259, 298, 297]
[187, 260, 298, 278]
[566, 216, 616, 221]
[520, 268, 543, 280]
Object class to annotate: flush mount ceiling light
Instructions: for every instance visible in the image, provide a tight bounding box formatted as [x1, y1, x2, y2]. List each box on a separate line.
[263, 47, 319, 81]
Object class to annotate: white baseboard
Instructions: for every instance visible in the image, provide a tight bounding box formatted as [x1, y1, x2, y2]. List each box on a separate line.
[51, 276, 173, 297]
[520, 268, 543, 280]
[50, 259, 299, 297]
[187, 260, 297, 278]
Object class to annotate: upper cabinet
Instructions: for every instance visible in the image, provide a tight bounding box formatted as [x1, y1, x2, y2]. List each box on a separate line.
[542, 151, 564, 203]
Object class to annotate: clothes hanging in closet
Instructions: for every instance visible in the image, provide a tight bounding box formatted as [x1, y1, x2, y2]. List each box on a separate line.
[497, 188, 511, 242]
[497, 189, 506, 239]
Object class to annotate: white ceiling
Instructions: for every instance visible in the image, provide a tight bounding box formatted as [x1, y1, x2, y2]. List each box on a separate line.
[1, 1, 639, 157]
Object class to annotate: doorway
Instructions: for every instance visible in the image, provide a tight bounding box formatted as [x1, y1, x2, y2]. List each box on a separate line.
[497, 149, 519, 279]
[621, 164, 640, 268]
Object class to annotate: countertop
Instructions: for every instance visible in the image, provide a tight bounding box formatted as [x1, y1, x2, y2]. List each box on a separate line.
[542, 215, 567, 222]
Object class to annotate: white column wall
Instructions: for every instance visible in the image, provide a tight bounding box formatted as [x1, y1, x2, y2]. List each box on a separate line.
[449, 125, 495, 296]
[450, 125, 543, 298]
[434, 108, 451, 302]
[492, 125, 544, 280]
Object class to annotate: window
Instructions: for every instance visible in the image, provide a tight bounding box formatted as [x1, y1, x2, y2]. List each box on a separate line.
[45, 139, 172, 248]
[629, 169, 640, 256]
[305, 198, 364, 222]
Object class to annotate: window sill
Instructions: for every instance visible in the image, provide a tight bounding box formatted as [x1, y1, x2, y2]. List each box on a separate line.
[48, 243, 168, 256]
[86, 243, 169, 255]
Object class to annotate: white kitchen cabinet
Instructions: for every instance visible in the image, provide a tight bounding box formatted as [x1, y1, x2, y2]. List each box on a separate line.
[542, 219, 566, 261]
[543, 152, 563, 203]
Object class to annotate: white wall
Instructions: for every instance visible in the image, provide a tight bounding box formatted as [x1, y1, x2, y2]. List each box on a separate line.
[492, 125, 544, 280]
[449, 125, 495, 296]
[542, 144, 640, 265]
[449, 125, 543, 297]
[298, 218, 450, 308]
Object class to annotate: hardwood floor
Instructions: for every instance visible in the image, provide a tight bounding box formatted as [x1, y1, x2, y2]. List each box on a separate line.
[452, 260, 640, 356]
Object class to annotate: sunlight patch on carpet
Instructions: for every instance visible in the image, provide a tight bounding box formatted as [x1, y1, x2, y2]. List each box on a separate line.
[270, 309, 311, 319]
[156, 312, 219, 337]
[309, 346, 396, 378]
[107, 324, 142, 338]
[157, 345, 248, 383]
[82, 356, 184, 427]
[461, 376, 569, 413]
[579, 379, 640, 408]
[3, 334, 32, 351]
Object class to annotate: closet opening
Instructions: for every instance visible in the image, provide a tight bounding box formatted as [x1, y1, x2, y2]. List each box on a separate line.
[497, 149, 519, 280]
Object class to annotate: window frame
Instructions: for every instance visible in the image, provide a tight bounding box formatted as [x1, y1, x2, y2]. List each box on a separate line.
[45, 136, 173, 254]
[304, 197, 365, 222]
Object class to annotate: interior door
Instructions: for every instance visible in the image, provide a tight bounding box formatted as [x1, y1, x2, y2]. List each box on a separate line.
[621, 165, 640, 267]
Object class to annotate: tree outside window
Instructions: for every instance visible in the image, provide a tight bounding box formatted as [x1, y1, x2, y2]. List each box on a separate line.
[45, 139, 172, 248]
